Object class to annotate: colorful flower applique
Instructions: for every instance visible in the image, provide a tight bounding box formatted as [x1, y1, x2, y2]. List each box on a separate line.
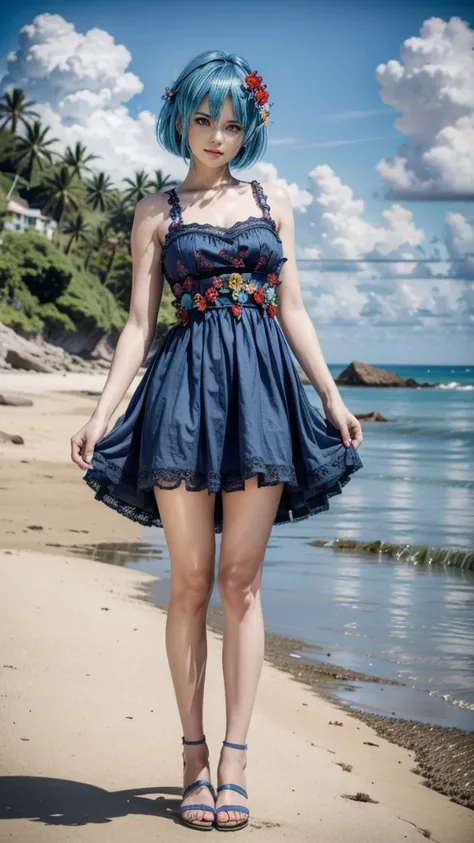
[175, 260, 189, 280]
[219, 246, 248, 268]
[171, 271, 281, 324]
[195, 250, 214, 271]
[228, 272, 244, 294]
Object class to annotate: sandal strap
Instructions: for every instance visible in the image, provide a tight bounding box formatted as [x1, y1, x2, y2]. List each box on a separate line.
[180, 803, 216, 815]
[183, 779, 216, 800]
[222, 740, 248, 750]
[182, 735, 207, 745]
[215, 805, 249, 815]
[217, 783, 248, 799]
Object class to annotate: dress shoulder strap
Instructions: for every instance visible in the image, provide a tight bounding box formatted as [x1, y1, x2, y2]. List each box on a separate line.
[250, 180, 276, 229]
[165, 187, 183, 229]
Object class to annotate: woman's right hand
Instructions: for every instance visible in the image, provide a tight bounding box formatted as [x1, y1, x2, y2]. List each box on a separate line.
[70, 416, 109, 470]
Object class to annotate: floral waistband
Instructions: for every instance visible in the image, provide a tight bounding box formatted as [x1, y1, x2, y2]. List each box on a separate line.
[170, 272, 281, 325]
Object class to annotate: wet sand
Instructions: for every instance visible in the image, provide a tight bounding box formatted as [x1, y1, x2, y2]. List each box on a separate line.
[1, 372, 473, 841]
[156, 597, 474, 812]
[2, 548, 474, 843]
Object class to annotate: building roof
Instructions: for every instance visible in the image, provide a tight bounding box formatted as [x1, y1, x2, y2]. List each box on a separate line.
[7, 198, 54, 225]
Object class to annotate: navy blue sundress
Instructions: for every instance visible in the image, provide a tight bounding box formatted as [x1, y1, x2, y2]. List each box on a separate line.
[83, 180, 363, 532]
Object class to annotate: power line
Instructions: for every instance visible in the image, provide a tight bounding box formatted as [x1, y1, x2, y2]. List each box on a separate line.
[296, 256, 472, 264]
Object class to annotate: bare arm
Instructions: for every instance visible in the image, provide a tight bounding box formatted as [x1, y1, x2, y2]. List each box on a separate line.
[71, 195, 166, 468]
[268, 184, 363, 449]
[90, 196, 165, 424]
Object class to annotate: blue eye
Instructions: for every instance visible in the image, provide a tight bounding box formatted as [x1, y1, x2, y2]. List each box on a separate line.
[194, 117, 241, 132]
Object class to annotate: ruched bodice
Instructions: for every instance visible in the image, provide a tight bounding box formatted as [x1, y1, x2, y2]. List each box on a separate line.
[83, 180, 363, 533]
[160, 181, 288, 325]
[161, 217, 286, 283]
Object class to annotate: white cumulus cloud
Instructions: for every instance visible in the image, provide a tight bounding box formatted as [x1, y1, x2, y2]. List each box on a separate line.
[1, 13, 182, 186]
[2, 13, 309, 203]
[297, 164, 472, 331]
[307, 164, 424, 266]
[444, 211, 474, 278]
[4, 14, 143, 112]
[375, 16, 474, 198]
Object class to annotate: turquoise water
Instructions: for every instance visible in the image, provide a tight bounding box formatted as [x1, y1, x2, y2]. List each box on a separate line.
[134, 364, 474, 729]
[328, 363, 474, 390]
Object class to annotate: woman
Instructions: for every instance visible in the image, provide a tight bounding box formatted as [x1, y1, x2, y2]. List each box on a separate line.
[71, 50, 363, 832]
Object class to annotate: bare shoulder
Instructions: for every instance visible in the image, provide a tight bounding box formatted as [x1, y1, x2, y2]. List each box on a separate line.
[261, 181, 292, 229]
[133, 192, 171, 247]
[134, 192, 170, 221]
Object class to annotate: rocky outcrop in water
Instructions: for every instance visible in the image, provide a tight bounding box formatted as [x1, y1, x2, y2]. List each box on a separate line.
[355, 412, 387, 422]
[335, 361, 437, 388]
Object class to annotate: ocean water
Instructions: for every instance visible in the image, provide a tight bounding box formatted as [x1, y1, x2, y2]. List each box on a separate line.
[134, 363, 474, 729]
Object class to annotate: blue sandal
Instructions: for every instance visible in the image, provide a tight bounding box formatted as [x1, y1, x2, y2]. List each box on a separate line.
[215, 740, 249, 832]
[179, 736, 216, 831]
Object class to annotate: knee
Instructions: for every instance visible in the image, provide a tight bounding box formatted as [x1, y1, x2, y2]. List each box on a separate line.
[218, 559, 260, 614]
[171, 566, 214, 611]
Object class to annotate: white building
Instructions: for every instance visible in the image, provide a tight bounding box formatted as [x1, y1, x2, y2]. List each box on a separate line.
[4, 198, 57, 240]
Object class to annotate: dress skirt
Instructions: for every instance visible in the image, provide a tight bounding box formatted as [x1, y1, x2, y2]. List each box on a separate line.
[84, 306, 363, 533]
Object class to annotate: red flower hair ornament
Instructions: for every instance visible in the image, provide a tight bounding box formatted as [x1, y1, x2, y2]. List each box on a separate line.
[162, 63, 272, 128]
[242, 70, 272, 127]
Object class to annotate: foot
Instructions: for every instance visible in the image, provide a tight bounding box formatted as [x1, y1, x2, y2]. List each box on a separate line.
[180, 742, 215, 826]
[215, 743, 248, 829]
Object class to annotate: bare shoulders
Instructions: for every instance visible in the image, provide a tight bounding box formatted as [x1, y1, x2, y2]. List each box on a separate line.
[260, 181, 291, 231]
[134, 192, 172, 249]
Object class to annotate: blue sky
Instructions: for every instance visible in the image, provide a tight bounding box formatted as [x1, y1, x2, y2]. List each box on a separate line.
[1, 1, 473, 364]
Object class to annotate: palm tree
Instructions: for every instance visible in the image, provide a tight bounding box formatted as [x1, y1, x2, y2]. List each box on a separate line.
[84, 223, 112, 270]
[0, 88, 39, 134]
[107, 196, 134, 253]
[150, 168, 179, 192]
[62, 141, 100, 180]
[62, 211, 91, 255]
[122, 169, 154, 203]
[103, 230, 128, 284]
[41, 165, 81, 226]
[13, 120, 59, 183]
[86, 171, 115, 211]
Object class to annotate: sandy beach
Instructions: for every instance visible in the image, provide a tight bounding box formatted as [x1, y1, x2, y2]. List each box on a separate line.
[1, 372, 474, 842]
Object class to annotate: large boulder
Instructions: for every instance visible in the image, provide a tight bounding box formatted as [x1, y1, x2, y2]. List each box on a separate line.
[5, 348, 56, 373]
[0, 430, 24, 444]
[0, 393, 34, 406]
[335, 360, 436, 388]
[0, 321, 113, 374]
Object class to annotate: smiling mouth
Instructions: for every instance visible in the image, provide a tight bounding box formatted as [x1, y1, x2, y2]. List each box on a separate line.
[204, 148, 223, 155]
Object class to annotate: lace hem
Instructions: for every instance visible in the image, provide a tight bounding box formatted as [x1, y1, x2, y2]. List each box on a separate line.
[89, 449, 362, 495]
[84, 449, 363, 534]
[84, 459, 360, 535]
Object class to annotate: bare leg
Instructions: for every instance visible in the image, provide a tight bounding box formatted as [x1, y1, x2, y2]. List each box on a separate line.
[154, 483, 216, 826]
[215, 476, 284, 828]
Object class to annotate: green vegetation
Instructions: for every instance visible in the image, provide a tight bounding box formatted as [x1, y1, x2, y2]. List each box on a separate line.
[0, 87, 180, 350]
[0, 230, 124, 339]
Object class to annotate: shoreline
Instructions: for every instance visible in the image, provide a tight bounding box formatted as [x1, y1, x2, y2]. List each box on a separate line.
[1, 372, 473, 836]
[35, 538, 474, 811]
[146, 585, 474, 813]
[2, 547, 473, 843]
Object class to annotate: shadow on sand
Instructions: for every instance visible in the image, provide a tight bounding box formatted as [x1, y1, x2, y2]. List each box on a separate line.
[0, 776, 183, 827]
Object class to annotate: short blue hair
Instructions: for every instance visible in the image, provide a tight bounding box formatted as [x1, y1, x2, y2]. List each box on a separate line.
[156, 50, 268, 170]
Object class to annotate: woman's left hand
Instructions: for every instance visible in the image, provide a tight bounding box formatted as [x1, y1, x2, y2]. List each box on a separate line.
[323, 396, 363, 450]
